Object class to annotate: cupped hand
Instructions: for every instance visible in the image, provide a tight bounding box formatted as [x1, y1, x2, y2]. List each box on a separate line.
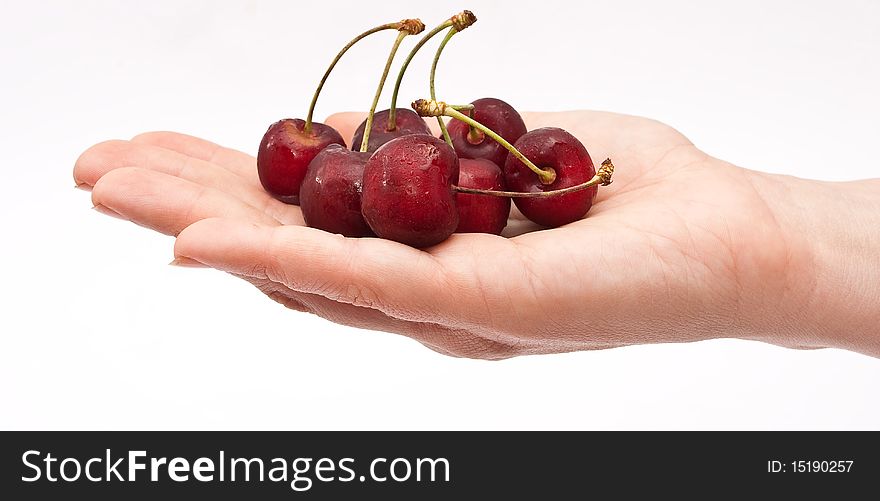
[74, 111, 807, 359]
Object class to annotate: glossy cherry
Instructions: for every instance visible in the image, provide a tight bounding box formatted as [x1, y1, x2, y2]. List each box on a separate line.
[351, 108, 432, 153]
[455, 158, 509, 234]
[361, 134, 459, 247]
[256, 19, 419, 205]
[299, 144, 373, 237]
[446, 98, 526, 167]
[503, 127, 597, 227]
[257, 119, 345, 205]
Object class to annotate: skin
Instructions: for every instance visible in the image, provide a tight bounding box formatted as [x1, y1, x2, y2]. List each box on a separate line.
[73, 111, 880, 360]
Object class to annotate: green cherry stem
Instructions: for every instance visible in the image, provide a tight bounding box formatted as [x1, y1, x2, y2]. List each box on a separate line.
[412, 99, 557, 184]
[386, 23, 451, 131]
[466, 107, 483, 144]
[303, 21, 403, 135]
[454, 159, 615, 198]
[448, 104, 475, 112]
[387, 10, 476, 131]
[431, 27, 458, 146]
[360, 20, 425, 153]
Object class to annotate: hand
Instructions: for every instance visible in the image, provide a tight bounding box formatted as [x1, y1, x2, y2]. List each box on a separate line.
[73, 111, 880, 359]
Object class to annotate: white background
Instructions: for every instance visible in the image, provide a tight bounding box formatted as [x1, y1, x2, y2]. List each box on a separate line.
[1, 0, 878, 430]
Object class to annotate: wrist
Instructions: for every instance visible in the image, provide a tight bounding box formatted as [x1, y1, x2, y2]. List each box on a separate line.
[747, 171, 880, 356]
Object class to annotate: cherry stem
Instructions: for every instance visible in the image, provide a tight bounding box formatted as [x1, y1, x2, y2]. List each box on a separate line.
[386, 22, 451, 131]
[387, 10, 476, 131]
[449, 104, 475, 112]
[431, 27, 459, 146]
[412, 99, 557, 184]
[304, 21, 401, 135]
[454, 159, 615, 198]
[466, 106, 482, 143]
[360, 26, 419, 153]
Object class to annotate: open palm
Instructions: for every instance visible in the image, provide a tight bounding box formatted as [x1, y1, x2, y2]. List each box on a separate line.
[74, 111, 797, 359]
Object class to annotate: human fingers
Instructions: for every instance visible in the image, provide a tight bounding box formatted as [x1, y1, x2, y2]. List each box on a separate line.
[91, 168, 280, 236]
[74, 139, 302, 225]
[230, 272, 521, 359]
[130, 131, 259, 183]
[173, 217, 476, 324]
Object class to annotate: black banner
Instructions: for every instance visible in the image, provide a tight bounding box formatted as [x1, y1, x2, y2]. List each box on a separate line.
[2, 432, 876, 498]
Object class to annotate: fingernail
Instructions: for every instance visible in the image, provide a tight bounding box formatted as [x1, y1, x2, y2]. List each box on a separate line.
[169, 256, 208, 268]
[92, 203, 125, 220]
[75, 183, 91, 192]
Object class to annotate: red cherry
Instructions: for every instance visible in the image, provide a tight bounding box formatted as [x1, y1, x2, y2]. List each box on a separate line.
[361, 135, 459, 247]
[299, 145, 373, 237]
[503, 127, 597, 227]
[351, 108, 432, 153]
[446, 98, 527, 167]
[455, 158, 510, 235]
[257, 119, 345, 205]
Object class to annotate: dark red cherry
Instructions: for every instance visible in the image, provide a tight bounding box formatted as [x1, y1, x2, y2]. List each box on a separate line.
[446, 98, 527, 167]
[503, 127, 597, 227]
[257, 119, 345, 205]
[361, 135, 459, 247]
[455, 159, 509, 235]
[299, 145, 373, 237]
[351, 108, 432, 153]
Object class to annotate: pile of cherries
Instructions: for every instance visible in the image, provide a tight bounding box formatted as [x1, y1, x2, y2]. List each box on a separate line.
[257, 11, 614, 248]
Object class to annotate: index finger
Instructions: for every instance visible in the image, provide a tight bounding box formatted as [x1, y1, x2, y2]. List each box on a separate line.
[173, 217, 473, 324]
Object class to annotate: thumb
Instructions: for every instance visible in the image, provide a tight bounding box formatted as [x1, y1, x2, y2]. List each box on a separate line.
[173, 217, 457, 322]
